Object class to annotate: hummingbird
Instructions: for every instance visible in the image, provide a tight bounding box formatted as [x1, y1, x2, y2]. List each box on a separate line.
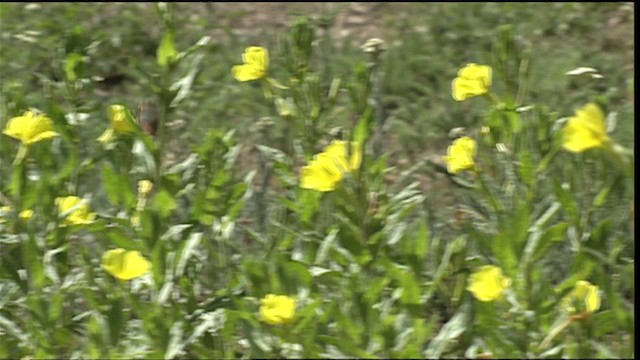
[137, 100, 159, 137]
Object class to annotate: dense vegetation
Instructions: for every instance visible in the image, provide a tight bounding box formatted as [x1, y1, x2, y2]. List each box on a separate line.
[0, 3, 634, 359]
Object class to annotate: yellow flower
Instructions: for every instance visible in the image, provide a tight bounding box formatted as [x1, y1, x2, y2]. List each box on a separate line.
[102, 248, 151, 281]
[467, 265, 511, 302]
[98, 105, 134, 144]
[562, 280, 601, 314]
[443, 136, 476, 174]
[19, 209, 34, 220]
[108, 105, 134, 134]
[260, 294, 296, 325]
[232, 46, 269, 82]
[56, 196, 96, 226]
[300, 140, 362, 192]
[562, 103, 610, 153]
[138, 180, 153, 197]
[3, 111, 59, 145]
[452, 64, 492, 101]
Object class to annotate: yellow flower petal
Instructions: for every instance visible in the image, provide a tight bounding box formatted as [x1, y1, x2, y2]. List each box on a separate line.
[56, 196, 96, 226]
[232, 46, 268, 82]
[467, 265, 511, 302]
[3, 111, 59, 145]
[260, 294, 296, 325]
[300, 162, 341, 192]
[299, 140, 362, 192]
[443, 136, 476, 174]
[102, 248, 151, 281]
[232, 65, 261, 82]
[324, 140, 362, 172]
[19, 209, 34, 220]
[562, 103, 610, 153]
[452, 64, 492, 101]
[108, 104, 134, 134]
[562, 280, 601, 314]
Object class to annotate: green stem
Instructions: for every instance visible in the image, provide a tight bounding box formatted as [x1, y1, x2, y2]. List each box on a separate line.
[474, 167, 502, 213]
[156, 71, 171, 183]
[13, 144, 28, 166]
[370, 61, 385, 159]
[485, 92, 501, 107]
[538, 316, 574, 351]
[515, 53, 530, 107]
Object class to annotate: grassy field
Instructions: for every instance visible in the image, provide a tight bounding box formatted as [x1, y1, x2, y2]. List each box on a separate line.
[0, 3, 635, 359]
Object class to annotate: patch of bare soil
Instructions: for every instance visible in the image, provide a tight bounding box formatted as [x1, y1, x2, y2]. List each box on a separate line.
[202, 2, 414, 44]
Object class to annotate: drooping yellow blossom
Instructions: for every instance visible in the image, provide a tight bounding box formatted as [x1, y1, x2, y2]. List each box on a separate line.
[19, 209, 34, 220]
[300, 140, 362, 192]
[452, 63, 492, 101]
[467, 265, 511, 302]
[138, 180, 153, 197]
[102, 248, 151, 281]
[98, 105, 135, 144]
[109, 105, 134, 134]
[232, 46, 269, 82]
[443, 136, 476, 174]
[260, 294, 296, 325]
[562, 280, 601, 314]
[56, 196, 96, 226]
[562, 103, 610, 153]
[3, 111, 59, 145]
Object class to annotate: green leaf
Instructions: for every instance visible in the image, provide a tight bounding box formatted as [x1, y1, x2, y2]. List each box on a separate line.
[591, 310, 618, 337]
[518, 150, 534, 186]
[522, 201, 562, 263]
[175, 231, 201, 277]
[552, 180, 580, 226]
[353, 106, 373, 145]
[532, 222, 567, 263]
[132, 139, 158, 176]
[101, 164, 135, 207]
[0, 314, 31, 349]
[64, 53, 83, 81]
[423, 235, 458, 305]
[424, 302, 471, 358]
[400, 270, 421, 306]
[151, 241, 166, 286]
[414, 221, 429, 262]
[153, 190, 177, 219]
[315, 228, 338, 265]
[165, 321, 185, 360]
[157, 30, 177, 68]
[170, 53, 204, 108]
[281, 260, 312, 289]
[175, 35, 211, 64]
[24, 235, 44, 289]
[107, 295, 124, 346]
[592, 180, 615, 208]
[256, 144, 290, 165]
[506, 109, 522, 133]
